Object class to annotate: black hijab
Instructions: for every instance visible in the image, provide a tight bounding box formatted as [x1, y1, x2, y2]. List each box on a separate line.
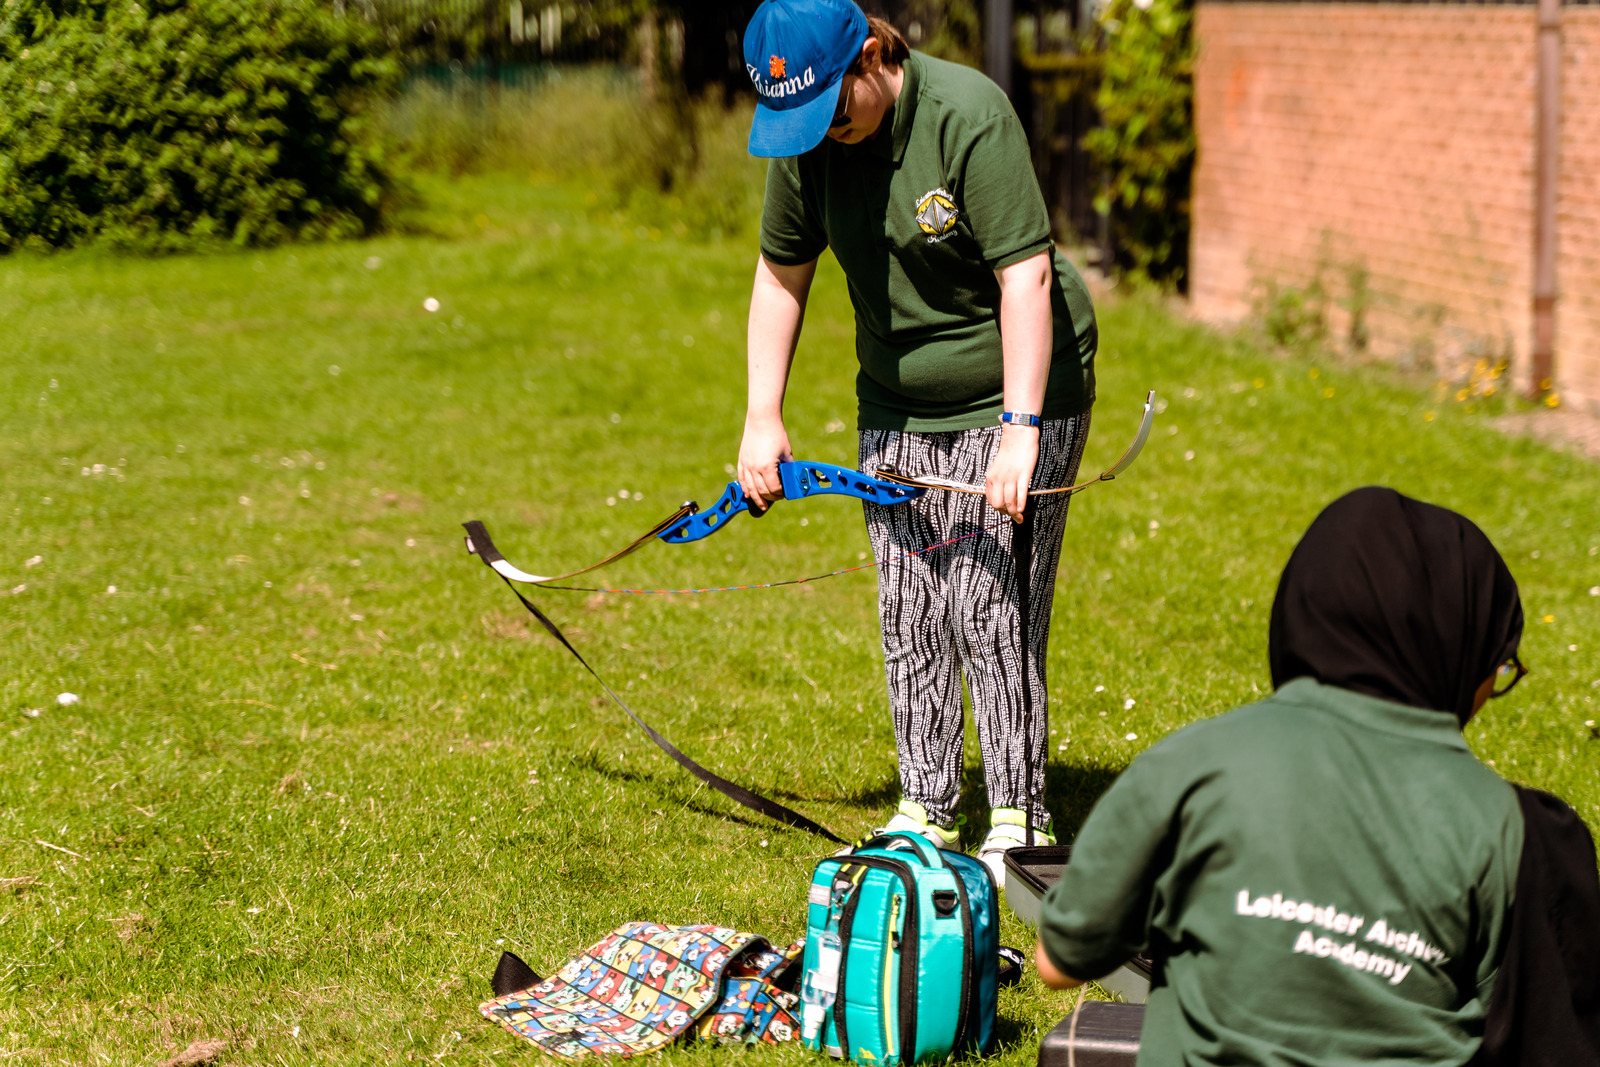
[1268, 487, 1523, 723]
[1475, 786, 1600, 1067]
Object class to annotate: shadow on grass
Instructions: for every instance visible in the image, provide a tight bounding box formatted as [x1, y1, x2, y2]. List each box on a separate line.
[567, 748, 1124, 848]
[572, 750, 841, 839]
[952, 761, 1123, 848]
[1044, 761, 1125, 839]
[831, 775, 901, 811]
[742, 777, 899, 810]
[576, 746, 903, 811]
[992, 1009, 1039, 1053]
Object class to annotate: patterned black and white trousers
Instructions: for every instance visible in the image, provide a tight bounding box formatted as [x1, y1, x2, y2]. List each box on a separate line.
[859, 414, 1091, 829]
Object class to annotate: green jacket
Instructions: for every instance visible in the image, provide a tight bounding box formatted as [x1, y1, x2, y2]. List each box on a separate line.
[1040, 678, 1523, 1067]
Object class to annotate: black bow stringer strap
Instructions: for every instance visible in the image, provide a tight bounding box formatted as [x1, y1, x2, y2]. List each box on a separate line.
[491, 570, 845, 845]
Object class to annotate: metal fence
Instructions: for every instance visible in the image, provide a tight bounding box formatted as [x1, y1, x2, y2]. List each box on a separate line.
[366, 0, 636, 68]
[372, 0, 1113, 256]
[1010, 2, 1109, 261]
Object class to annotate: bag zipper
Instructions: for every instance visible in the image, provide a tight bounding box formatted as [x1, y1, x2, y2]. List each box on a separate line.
[883, 893, 901, 1062]
[834, 878, 862, 1060]
[947, 872, 976, 1054]
[831, 855, 921, 1063]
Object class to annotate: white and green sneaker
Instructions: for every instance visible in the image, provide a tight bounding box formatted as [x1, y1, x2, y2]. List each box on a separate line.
[977, 807, 1055, 885]
[872, 799, 963, 851]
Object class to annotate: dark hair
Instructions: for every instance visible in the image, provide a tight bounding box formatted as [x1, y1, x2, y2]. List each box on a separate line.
[848, 14, 910, 73]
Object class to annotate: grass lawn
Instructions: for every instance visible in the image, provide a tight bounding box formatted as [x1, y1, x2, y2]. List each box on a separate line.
[3, 174, 1599, 1065]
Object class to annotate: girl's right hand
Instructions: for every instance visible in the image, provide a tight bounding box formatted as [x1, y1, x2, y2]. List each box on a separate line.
[737, 416, 793, 512]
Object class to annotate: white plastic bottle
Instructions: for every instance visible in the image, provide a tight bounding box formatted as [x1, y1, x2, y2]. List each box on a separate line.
[799, 930, 843, 1041]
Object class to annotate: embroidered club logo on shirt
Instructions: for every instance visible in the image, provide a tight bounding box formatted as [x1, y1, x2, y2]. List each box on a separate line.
[769, 55, 786, 79]
[915, 188, 959, 244]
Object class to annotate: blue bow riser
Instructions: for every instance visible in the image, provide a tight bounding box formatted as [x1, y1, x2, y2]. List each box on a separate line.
[656, 461, 924, 544]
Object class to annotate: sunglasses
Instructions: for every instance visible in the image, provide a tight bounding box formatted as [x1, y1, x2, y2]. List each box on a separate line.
[1490, 653, 1528, 699]
[829, 77, 853, 129]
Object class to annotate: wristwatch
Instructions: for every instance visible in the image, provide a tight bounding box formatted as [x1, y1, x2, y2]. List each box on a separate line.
[998, 412, 1042, 428]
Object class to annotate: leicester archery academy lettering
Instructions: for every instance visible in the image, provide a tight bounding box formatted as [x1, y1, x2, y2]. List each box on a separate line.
[747, 61, 815, 100]
[1233, 887, 1455, 988]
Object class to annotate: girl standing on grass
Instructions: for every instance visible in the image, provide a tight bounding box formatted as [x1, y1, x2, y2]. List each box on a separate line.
[734, 0, 1098, 879]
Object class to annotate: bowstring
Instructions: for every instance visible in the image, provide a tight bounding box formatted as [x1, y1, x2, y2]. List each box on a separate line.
[538, 517, 1014, 595]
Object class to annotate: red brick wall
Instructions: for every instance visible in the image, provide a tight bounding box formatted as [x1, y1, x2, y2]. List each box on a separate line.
[1191, 4, 1549, 395]
[1559, 9, 1600, 412]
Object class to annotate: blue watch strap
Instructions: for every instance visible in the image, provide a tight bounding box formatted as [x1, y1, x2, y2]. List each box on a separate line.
[999, 411, 1042, 428]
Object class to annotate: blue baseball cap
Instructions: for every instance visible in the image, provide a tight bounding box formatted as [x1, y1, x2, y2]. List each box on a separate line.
[744, 0, 869, 158]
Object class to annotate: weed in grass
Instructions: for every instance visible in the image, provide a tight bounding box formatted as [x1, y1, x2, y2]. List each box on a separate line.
[1, 176, 1598, 1064]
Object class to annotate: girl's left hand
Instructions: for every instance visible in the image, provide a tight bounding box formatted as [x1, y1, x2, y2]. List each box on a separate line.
[986, 425, 1039, 522]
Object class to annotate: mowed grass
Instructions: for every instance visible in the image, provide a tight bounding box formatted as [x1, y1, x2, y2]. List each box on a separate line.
[3, 174, 1600, 1065]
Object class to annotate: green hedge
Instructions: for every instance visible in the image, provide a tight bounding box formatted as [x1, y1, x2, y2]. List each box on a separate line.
[0, 0, 403, 252]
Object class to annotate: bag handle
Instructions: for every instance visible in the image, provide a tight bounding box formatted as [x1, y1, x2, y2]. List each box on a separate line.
[490, 951, 544, 997]
[856, 831, 946, 869]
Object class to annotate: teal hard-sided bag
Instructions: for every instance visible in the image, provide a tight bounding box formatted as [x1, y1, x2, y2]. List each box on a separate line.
[800, 833, 999, 1065]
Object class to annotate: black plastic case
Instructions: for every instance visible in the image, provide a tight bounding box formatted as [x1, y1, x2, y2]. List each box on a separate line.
[1003, 846, 1155, 1003]
[1036, 1000, 1145, 1067]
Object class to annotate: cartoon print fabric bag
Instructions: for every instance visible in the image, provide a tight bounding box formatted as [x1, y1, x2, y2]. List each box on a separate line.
[479, 922, 803, 1060]
[697, 941, 804, 1045]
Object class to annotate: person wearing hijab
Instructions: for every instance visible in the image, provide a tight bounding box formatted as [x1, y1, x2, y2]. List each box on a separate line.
[1032, 487, 1599, 1066]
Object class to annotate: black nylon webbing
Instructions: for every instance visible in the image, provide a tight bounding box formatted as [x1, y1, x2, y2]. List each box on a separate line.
[495, 573, 846, 844]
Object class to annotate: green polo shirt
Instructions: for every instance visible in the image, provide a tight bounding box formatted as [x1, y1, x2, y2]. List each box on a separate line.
[1039, 678, 1523, 1067]
[759, 51, 1097, 432]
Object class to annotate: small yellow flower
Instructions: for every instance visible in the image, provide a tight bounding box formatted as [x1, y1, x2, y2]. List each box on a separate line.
[1323, 387, 1335, 398]
[1424, 411, 1436, 422]
[1543, 614, 1555, 624]
[1545, 393, 1560, 408]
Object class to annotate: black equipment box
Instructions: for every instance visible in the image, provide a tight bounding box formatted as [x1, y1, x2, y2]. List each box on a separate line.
[1037, 1000, 1145, 1067]
[1004, 846, 1155, 1003]
[1002, 845, 1072, 927]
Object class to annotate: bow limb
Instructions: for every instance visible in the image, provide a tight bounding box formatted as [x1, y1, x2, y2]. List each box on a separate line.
[872, 390, 1157, 498]
[463, 503, 694, 585]
[1098, 389, 1157, 480]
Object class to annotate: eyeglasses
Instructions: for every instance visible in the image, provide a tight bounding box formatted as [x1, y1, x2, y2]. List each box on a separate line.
[829, 78, 853, 129]
[1490, 653, 1528, 699]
